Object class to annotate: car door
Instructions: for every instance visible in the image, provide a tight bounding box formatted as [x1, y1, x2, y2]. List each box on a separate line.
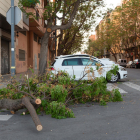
[80, 58, 104, 80]
[62, 58, 83, 79]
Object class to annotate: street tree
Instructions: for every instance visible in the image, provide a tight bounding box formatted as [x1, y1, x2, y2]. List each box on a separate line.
[18, 0, 103, 75]
[115, 0, 140, 59]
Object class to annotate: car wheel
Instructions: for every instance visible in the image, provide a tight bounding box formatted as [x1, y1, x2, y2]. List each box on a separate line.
[108, 73, 119, 83]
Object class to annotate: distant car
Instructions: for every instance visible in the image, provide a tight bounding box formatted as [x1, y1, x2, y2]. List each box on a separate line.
[126, 61, 132, 68]
[131, 59, 140, 68]
[117, 59, 127, 67]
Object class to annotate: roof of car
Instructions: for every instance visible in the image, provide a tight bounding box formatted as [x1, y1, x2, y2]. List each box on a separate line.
[55, 54, 98, 59]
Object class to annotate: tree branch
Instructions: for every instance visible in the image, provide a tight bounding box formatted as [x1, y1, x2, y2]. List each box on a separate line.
[52, 0, 80, 31]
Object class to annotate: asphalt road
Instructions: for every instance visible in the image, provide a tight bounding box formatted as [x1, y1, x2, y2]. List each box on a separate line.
[122, 67, 140, 81]
[1, 68, 140, 140]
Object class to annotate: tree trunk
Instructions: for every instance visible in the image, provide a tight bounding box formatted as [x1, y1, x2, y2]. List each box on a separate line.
[113, 54, 117, 62]
[22, 97, 42, 131]
[0, 99, 24, 112]
[39, 31, 50, 75]
[0, 97, 42, 131]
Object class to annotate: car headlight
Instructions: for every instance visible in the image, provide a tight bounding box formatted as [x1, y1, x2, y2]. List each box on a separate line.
[120, 67, 126, 71]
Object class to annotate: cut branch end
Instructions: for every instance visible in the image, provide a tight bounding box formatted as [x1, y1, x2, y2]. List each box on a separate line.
[35, 99, 41, 105]
[37, 125, 43, 131]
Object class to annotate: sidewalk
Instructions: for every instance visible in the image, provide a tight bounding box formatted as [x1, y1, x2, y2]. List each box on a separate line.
[0, 70, 38, 89]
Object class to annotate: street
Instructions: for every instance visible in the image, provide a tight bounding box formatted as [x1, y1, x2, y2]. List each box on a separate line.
[1, 68, 140, 140]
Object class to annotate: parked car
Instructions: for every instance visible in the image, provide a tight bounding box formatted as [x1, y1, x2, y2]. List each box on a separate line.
[100, 58, 110, 61]
[117, 59, 127, 67]
[51, 54, 127, 83]
[131, 59, 140, 68]
[126, 61, 132, 68]
[98, 59, 116, 65]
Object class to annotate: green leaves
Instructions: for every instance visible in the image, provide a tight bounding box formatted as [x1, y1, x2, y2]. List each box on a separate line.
[46, 101, 75, 119]
[19, 0, 40, 7]
[112, 89, 123, 102]
[0, 68, 123, 119]
[51, 85, 68, 103]
[106, 65, 119, 81]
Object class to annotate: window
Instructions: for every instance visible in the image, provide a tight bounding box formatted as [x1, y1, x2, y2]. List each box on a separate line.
[19, 49, 25, 61]
[62, 58, 82, 66]
[81, 58, 97, 66]
[121, 60, 123, 63]
[38, 37, 41, 44]
[34, 33, 38, 42]
[124, 60, 126, 63]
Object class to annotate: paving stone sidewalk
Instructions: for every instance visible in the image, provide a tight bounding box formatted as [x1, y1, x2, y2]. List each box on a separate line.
[0, 70, 38, 89]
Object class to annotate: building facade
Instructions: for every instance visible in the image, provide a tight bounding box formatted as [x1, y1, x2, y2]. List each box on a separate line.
[0, 0, 57, 75]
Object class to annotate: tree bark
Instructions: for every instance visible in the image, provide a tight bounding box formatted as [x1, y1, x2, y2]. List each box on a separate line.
[39, 31, 50, 75]
[0, 97, 42, 131]
[22, 97, 43, 131]
[0, 99, 24, 112]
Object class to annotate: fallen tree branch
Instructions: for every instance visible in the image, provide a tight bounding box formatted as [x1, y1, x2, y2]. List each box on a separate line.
[22, 97, 42, 131]
[0, 97, 42, 131]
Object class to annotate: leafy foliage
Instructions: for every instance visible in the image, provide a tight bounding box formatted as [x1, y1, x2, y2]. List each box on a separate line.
[112, 89, 123, 102]
[0, 68, 123, 119]
[106, 65, 119, 81]
[19, 0, 40, 7]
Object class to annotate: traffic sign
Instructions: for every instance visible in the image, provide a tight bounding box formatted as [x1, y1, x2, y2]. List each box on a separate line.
[6, 6, 22, 25]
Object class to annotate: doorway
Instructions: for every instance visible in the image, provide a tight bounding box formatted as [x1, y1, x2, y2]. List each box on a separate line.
[1, 39, 10, 75]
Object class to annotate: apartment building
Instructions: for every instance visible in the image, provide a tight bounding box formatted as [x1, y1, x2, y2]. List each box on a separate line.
[0, 0, 57, 75]
[94, 8, 126, 62]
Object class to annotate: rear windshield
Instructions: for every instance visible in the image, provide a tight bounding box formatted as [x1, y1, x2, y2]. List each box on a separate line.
[51, 60, 56, 66]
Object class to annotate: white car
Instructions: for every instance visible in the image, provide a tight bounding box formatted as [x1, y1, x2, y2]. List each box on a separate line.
[51, 54, 127, 82]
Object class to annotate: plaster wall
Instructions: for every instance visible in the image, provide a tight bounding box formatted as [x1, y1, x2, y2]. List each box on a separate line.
[15, 32, 27, 73]
[0, 0, 23, 29]
[33, 35, 41, 70]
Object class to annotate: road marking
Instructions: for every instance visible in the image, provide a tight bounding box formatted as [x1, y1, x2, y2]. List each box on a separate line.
[107, 83, 128, 94]
[123, 82, 140, 92]
[0, 115, 13, 121]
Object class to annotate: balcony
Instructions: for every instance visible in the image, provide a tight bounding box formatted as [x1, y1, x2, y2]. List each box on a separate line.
[25, 8, 45, 37]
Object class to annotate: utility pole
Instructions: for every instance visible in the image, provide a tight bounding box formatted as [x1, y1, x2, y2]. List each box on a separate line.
[11, 0, 15, 76]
